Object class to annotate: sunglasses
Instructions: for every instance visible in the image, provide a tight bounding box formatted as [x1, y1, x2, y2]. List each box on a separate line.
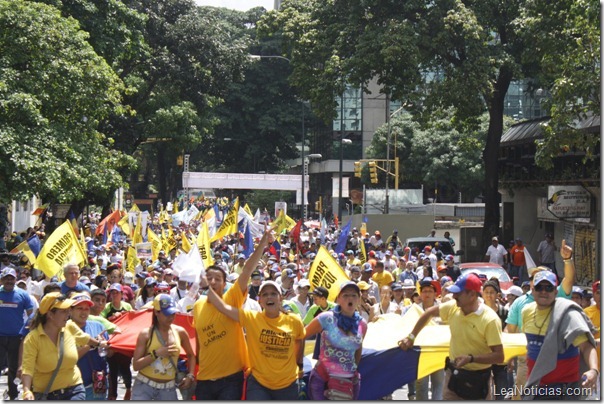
[534, 283, 556, 293]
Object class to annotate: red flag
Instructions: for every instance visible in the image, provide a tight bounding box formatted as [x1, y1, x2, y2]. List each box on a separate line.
[95, 210, 122, 236]
[108, 309, 195, 357]
[290, 219, 303, 250]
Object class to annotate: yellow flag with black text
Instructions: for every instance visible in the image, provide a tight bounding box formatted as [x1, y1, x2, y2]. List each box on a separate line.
[197, 221, 213, 269]
[147, 228, 162, 262]
[210, 198, 239, 242]
[307, 246, 350, 302]
[36, 221, 87, 278]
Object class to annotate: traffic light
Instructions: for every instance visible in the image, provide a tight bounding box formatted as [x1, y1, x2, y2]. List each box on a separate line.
[369, 161, 378, 183]
[315, 197, 322, 212]
[354, 161, 362, 178]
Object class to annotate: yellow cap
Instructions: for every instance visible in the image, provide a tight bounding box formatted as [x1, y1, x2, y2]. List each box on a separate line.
[39, 292, 74, 314]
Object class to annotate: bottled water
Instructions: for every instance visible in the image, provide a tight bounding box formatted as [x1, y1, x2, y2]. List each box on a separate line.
[98, 345, 108, 357]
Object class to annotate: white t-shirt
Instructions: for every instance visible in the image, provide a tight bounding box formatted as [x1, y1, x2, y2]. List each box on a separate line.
[486, 244, 508, 265]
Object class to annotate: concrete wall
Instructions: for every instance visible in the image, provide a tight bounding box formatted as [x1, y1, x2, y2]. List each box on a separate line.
[346, 213, 435, 243]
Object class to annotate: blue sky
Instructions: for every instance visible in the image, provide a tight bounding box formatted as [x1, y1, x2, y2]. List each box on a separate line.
[194, 0, 274, 11]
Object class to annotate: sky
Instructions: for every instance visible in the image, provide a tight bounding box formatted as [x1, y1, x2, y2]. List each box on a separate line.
[194, 0, 274, 11]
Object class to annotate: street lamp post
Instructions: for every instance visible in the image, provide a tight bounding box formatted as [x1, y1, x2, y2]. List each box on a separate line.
[385, 105, 405, 214]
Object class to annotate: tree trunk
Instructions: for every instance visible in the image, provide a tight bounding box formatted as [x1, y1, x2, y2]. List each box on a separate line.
[482, 68, 513, 253]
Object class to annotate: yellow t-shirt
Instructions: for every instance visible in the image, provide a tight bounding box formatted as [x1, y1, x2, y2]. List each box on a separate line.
[439, 299, 503, 371]
[192, 284, 249, 380]
[584, 305, 600, 368]
[372, 271, 394, 289]
[22, 321, 90, 393]
[238, 309, 305, 390]
[139, 325, 182, 381]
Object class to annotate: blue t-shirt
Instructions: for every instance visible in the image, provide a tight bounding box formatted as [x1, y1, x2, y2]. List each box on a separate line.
[76, 321, 109, 386]
[0, 288, 34, 336]
[60, 281, 91, 296]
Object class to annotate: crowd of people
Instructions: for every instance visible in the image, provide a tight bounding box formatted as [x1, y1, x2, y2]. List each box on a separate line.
[0, 206, 600, 401]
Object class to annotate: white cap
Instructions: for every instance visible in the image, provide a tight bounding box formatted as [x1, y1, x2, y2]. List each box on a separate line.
[298, 279, 311, 288]
[503, 285, 523, 297]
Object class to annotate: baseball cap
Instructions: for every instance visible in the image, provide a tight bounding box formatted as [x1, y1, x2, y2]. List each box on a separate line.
[1, 268, 17, 279]
[346, 250, 354, 255]
[71, 293, 94, 307]
[423, 246, 432, 252]
[385, 251, 392, 256]
[123, 272, 134, 284]
[402, 279, 415, 289]
[311, 286, 329, 298]
[79, 276, 92, 285]
[439, 275, 452, 285]
[446, 273, 482, 294]
[533, 271, 557, 287]
[368, 251, 376, 257]
[362, 263, 373, 272]
[258, 280, 280, 295]
[374, 231, 381, 236]
[298, 279, 310, 288]
[593, 280, 600, 294]
[492, 236, 498, 241]
[437, 265, 447, 273]
[153, 294, 178, 316]
[391, 282, 403, 291]
[282, 268, 296, 279]
[571, 286, 583, 295]
[339, 281, 360, 295]
[108, 283, 122, 293]
[420, 277, 441, 295]
[155, 281, 171, 291]
[349, 266, 360, 273]
[357, 281, 371, 291]
[227, 272, 239, 283]
[39, 292, 75, 314]
[238, 254, 246, 260]
[521, 281, 531, 288]
[483, 280, 501, 294]
[144, 277, 158, 287]
[527, 266, 549, 278]
[136, 271, 149, 279]
[444, 255, 454, 261]
[503, 285, 523, 297]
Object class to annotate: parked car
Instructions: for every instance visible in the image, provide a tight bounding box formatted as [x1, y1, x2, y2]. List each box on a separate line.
[459, 262, 513, 291]
[403, 237, 464, 263]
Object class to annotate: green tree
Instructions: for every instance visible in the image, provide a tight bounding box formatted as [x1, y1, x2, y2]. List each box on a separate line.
[259, 0, 598, 247]
[366, 110, 500, 203]
[0, 1, 135, 206]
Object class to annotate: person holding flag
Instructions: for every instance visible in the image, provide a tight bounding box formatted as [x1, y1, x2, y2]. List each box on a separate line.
[192, 228, 272, 400]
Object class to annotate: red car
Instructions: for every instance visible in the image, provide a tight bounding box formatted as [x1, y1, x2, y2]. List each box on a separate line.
[459, 262, 513, 291]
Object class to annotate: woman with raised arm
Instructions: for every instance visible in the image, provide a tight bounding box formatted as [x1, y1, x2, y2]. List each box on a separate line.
[206, 278, 306, 400]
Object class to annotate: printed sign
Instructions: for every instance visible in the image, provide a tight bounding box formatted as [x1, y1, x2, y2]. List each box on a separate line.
[546, 185, 591, 219]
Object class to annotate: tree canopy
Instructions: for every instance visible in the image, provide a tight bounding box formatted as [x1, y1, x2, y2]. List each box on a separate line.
[0, 0, 135, 204]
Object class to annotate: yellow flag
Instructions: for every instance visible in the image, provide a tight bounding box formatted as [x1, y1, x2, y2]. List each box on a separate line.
[307, 246, 350, 302]
[10, 240, 37, 265]
[132, 212, 143, 245]
[36, 221, 87, 278]
[244, 203, 253, 217]
[360, 222, 367, 237]
[163, 226, 178, 254]
[173, 201, 179, 213]
[210, 198, 240, 242]
[147, 228, 162, 262]
[130, 203, 140, 213]
[126, 246, 141, 275]
[359, 236, 367, 265]
[197, 221, 213, 269]
[118, 212, 130, 236]
[79, 228, 87, 254]
[180, 231, 192, 253]
[272, 210, 296, 235]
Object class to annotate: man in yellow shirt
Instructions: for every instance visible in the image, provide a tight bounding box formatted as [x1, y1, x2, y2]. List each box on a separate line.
[398, 273, 504, 400]
[192, 229, 271, 400]
[371, 261, 394, 289]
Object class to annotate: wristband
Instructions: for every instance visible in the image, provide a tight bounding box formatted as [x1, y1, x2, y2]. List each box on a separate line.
[186, 373, 195, 380]
[563, 258, 573, 263]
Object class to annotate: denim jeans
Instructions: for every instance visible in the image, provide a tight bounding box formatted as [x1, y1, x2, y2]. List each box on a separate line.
[0, 336, 21, 400]
[307, 368, 360, 400]
[107, 352, 132, 398]
[492, 364, 509, 400]
[84, 384, 107, 400]
[195, 370, 244, 400]
[35, 383, 86, 400]
[131, 377, 177, 400]
[246, 374, 299, 400]
[415, 369, 445, 400]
